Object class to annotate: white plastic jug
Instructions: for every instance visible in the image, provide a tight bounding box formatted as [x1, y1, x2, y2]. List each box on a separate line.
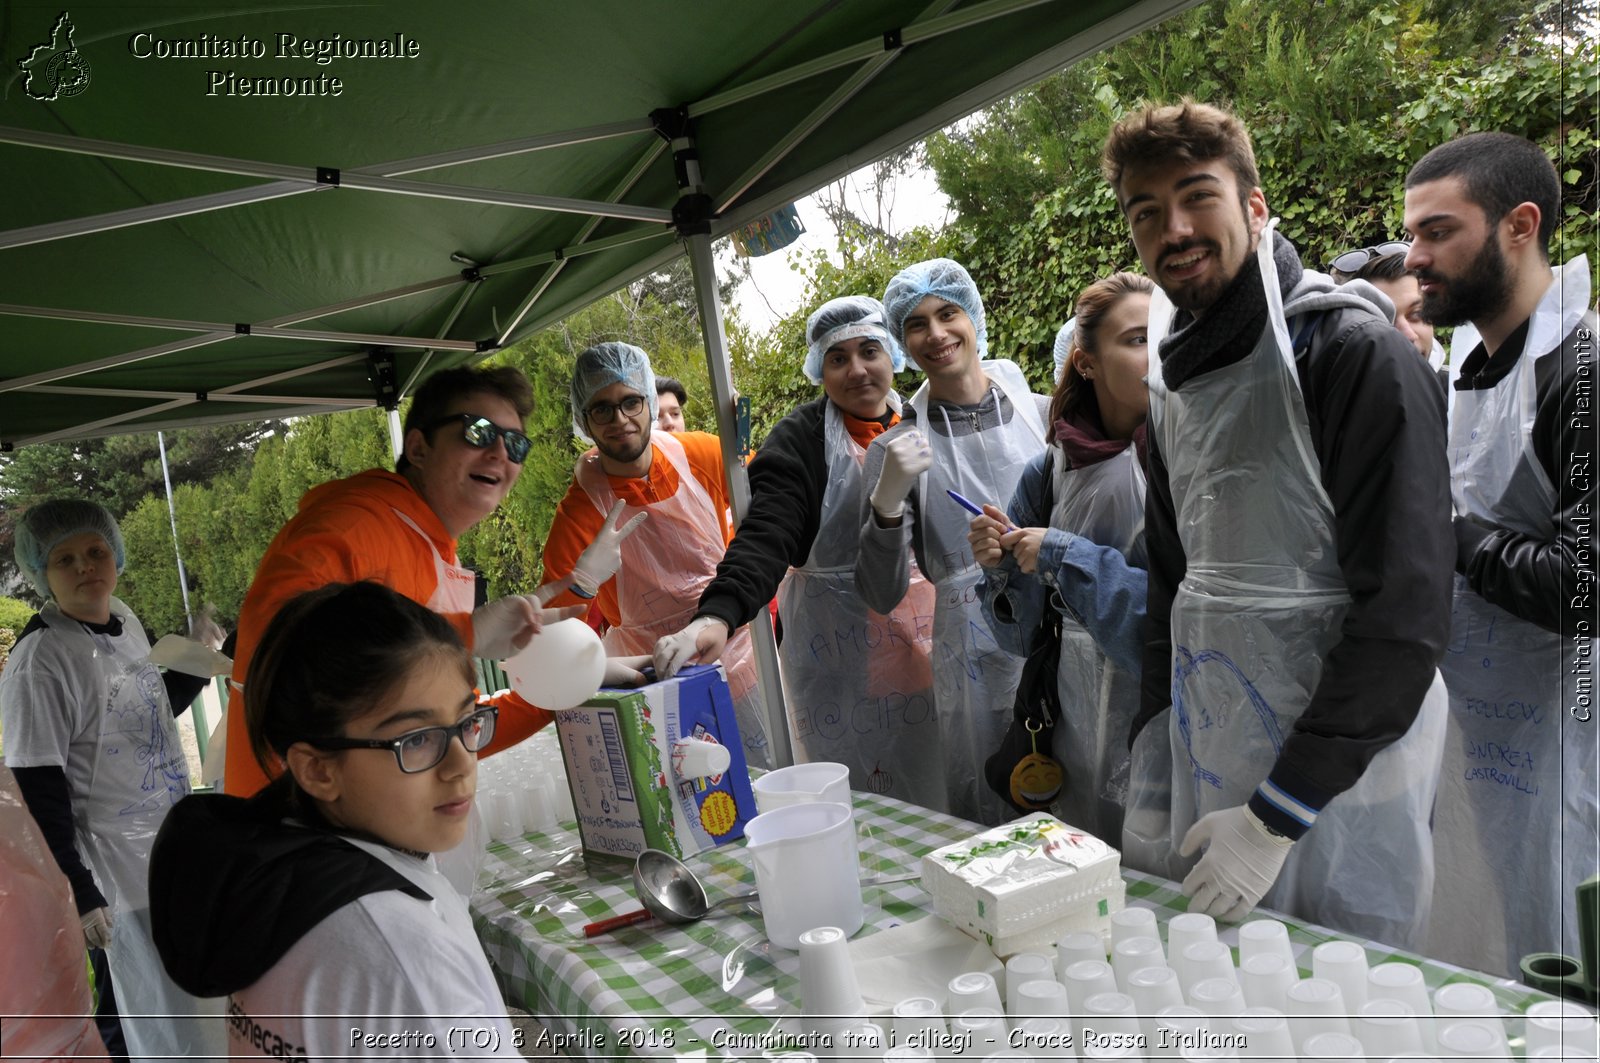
[750, 762, 851, 813]
[743, 802, 863, 949]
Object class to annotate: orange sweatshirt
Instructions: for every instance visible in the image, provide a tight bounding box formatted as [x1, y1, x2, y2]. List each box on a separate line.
[541, 432, 733, 625]
[224, 469, 550, 796]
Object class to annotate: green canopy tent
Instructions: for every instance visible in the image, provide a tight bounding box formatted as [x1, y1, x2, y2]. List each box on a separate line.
[0, 0, 1194, 765]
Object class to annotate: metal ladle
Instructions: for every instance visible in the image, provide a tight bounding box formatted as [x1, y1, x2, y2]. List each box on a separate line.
[581, 848, 919, 938]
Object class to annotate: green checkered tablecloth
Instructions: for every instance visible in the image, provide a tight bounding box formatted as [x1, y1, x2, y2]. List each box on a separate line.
[470, 791, 1567, 1061]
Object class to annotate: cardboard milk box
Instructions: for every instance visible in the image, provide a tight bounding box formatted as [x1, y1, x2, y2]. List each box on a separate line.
[552, 663, 758, 864]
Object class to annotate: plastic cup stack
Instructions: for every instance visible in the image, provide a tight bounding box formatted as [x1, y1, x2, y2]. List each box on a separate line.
[1238, 953, 1296, 1013]
[1177, 941, 1237, 997]
[1300, 1031, 1365, 1060]
[1012, 979, 1071, 1020]
[1354, 999, 1426, 1058]
[1434, 1020, 1511, 1061]
[951, 1008, 1008, 1056]
[891, 996, 946, 1050]
[1188, 976, 1247, 1020]
[1113, 937, 1167, 990]
[1058, 930, 1108, 977]
[1125, 965, 1185, 1042]
[1082, 991, 1143, 1040]
[1523, 999, 1599, 1058]
[1236, 920, 1295, 969]
[1432, 983, 1506, 1046]
[882, 1047, 935, 1062]
[1111, 907, 1162, 951]
[797, 926, 867, 1043]
[1166, 913, 1219, 964]
[1006, 953, 1056, 1015]
[1310, 940, 1369, 1011]
[1013, 1017, 1074, 1059]
[1150, 1004, 1211, 1060]
[1063, 960, 1119, 1014]
[1284, 977, 1351, 1051]
[1228, 1006, 1295, 1059]
[1369, 962, 1438, 1054]
[948, 971, 1006, 1019]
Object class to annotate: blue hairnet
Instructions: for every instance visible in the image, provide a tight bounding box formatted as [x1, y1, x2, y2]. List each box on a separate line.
[14, 499, 125, 598]
[802, 296, 905, 385]
[882, 258, 988, 367]
[1052, 317, 1077, 385]
[570, 342, 657, 443]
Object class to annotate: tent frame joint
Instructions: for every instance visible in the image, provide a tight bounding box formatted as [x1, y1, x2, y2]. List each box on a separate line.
[883, 27, 904, 49]
[234, 323, 251, 335]
[367, 350, 399, 409]
[672, 193, 714, 237]
[316, 166, 341, 186]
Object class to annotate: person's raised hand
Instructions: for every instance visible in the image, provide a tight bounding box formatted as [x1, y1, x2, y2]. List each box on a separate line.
[570, 502, 647, 598]
[472, 597, 586, 660]
[968, 504, 1014, 568]
[1000, 527, 1049, 574]
[869, 430, 932, 521]
[603, 654, 653, 687]
[1178, 804, 1294, 922]
[653, 616, 730, 680]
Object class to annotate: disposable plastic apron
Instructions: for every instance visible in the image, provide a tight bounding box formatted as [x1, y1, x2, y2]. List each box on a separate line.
[394, 509, 489, 899]
[1428, 258, 1598, 977]
[776, 399, 941, 808]
[578, 432, 770, 768]
[1136, 226, 1445, 948]
[48, 600, 225, 1061]
[1047, 444, 1146, 844]
[909, 359, 1046, 824]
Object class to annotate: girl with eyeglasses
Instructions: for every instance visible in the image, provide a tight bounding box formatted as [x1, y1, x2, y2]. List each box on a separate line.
[149, 581, 522, 1059]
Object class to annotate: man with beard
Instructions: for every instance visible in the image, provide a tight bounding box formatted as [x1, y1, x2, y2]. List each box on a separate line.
[1403, 132, 1598, 978]
[1105, 100, 1452, 949]
[541, 342, 770, 767]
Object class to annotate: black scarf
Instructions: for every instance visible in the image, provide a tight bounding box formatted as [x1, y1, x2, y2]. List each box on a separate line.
[1157, 232, 1305, 390]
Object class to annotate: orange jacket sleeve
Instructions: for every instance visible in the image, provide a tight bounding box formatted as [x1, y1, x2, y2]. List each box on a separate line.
[539, 479, 616, 623]
[480, 688, 555, 757]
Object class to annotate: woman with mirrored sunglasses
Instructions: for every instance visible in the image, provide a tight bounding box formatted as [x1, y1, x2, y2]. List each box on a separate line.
[150, 582, 524, 1059]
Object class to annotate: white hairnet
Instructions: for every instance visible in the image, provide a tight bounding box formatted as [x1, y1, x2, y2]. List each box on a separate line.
[14, 499, 125, 598]
[802, 296, 905, 384]
[1052, 317, 1077, 385]
[882, 257, 988, 367]
[570, 342, 657, 442]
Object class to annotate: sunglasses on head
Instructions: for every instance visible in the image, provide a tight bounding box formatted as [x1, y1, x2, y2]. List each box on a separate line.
[1330, 241, 1412, 276]
[307, 706, 498, 774]
[426, 413, 531, 464]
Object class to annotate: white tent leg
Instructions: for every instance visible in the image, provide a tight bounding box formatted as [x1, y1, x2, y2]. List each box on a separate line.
[684, 231, 792, 770]
[388, 408, 404, 463]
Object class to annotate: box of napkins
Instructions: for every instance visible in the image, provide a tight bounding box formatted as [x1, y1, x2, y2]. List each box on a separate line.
[920, 813, 1125, 958]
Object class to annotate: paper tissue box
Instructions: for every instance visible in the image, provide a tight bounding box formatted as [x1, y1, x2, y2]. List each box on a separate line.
[552, 663, 757, 864]
[921, 812, 1126, 958]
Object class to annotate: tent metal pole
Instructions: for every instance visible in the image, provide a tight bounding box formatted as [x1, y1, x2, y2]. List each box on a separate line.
[684, 230, 793, 770]
[0, 183, 319, 251]
[0, 303, 482, 350]
[156, 430, 195, 632]
[388, 409, 405, 463]
[28, 385, 378, 406]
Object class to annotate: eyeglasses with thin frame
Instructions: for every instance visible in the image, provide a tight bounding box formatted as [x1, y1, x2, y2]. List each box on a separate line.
[307, 706, 498, 773]
[425, 413, 531, 464]
[1330, 241, 1412, 276]
[585, 394, 647, 425]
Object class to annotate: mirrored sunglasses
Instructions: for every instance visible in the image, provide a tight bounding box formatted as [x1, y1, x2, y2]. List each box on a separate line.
[427, 413, 531, 463]
[1330, 241, 1412, 276]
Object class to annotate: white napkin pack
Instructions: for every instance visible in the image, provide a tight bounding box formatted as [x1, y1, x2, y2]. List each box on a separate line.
[920, 812, 1125, 958]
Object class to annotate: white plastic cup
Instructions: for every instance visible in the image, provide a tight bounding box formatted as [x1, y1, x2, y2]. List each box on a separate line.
[504, 618, 607, 709]
[1057, 930, 1108, 977]
[1012, 979, 1071, 1020]
[1355, 999, 1425, 1058]
[670, 736, 732, 780]
[798, 926, 867, 1041]
[485, 787, 525, 841]
[948, 971, 1005, 1017]
[1110, 907, 1162, 950]
[1178, 940, 1237, 996]
[1006, 953, 1056, 1015]
[951, 1008, 1009, 1055]
[1238, 953, 1295, 1013]
[1284, 977, 1351, 1051]
[745, 802, 863, 949]
[1524, 999, 1600, 1057]
[1063, 960, 1119, 1015]
[1370, 962, 1438, 1053]
[1301, 1031, 1365, 1060]
[1125, 965, 1185, 1042]
[1311, 940, 1369, 1011]
[1434, 1019, 1510, 1060]
[1152, 1005, 1212, 1059]
[1167, 912, 1219, 962]
[883, 1048, 935, 1062]
[891, 996, 946, 1049]
[1082, 991, 1142, 1039]
[1014, 1017, 1074, 1058]
[1528, 1046, 1600, 1061]
[1112, 936, 1166, 991]
[835, 1020, 883, 1060]
[1236, 919, 1295, 969]
[1432, 983, 1505, 1046]
[752, 761, 851, 813]
[1189, 976, 1247, 1019]
[1229, 1006, 1295, 1059]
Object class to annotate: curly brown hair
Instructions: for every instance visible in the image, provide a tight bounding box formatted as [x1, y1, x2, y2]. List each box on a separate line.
[1101, 98, 1259, 212]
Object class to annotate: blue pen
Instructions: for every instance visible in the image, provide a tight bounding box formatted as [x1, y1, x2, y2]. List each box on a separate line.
[947, 489, 1014, 530]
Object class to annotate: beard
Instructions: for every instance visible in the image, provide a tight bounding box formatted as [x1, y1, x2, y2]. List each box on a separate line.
[1417, 231, 1514, 327]
[594, 428, 650, 466]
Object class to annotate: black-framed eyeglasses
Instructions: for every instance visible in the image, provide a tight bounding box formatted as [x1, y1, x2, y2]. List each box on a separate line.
[425, 413, 531, 464]
[585, 394, 647, 425]
[1330, 241, 1412, 276]
[307, 706, 498, 773]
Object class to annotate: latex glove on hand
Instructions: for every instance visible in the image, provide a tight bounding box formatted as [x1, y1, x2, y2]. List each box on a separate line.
[653, 616, 730, 680]
[81, 906, 113, 950]
[868, 430, 932, 521]
[1000, 527, 1049, 574]
[571, 501, 648, 598]
[471, 596, 586, 660]
[603, 654, 653, 688]
[1179, 804, 1294, 922]
[967, 505, 1014, 568]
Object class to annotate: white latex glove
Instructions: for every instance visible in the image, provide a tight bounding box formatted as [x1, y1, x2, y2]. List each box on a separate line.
[869, 430, 932, 520]
[81, 906, 113, 950]
[570, 501, 648, 598]
[471, 597, 585, 660]
[653, 616, 730, 680]
[1178, 804, 1294, 922]
[603, 654, 652, 687]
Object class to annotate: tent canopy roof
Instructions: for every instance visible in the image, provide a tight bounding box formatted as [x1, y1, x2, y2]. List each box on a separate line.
[1, 0, 1189, 446]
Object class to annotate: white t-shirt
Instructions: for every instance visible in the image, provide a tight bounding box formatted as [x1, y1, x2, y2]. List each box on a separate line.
[228, 842, 520, 1061]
